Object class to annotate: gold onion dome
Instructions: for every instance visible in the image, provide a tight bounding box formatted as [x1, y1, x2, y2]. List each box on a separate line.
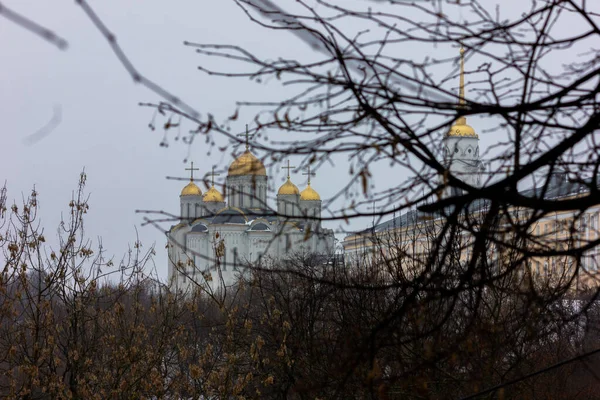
[300, 184, 321, 201]
[181, 181, 202, 196]
[278, 178, 300, 195]
[203, 186, 224, 202]
[448, 117, 477, 137]
[228, 150, 267, 176]
[447, 45, 478, 138]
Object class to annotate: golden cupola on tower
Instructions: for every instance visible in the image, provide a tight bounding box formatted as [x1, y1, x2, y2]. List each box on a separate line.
[181, 181, 202, 196]
[300, 185, 320, 201]
[203, 186, 224, 202]
[203, 166, 224, 202]
[300, 165, 320, 200]
[278, 160, 300, 195]
[278, 178, 300, 195]
[228, 150, 267, 176]
[447, 45, 478, 138]
[181, 162, 203, 196]
[228, 125, 267, 176]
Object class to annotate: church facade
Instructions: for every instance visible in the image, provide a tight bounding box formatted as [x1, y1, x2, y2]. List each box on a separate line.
[167, 144, 335, 292]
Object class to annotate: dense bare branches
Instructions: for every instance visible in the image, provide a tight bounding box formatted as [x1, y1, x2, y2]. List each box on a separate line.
[6, 0, 600, 397]
[146, 0, 600, 221]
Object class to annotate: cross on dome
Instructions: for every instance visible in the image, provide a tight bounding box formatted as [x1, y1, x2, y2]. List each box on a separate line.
[300, 164, 321, 200]
[181, 161, 202, 196]
[185, 161, 199, 181]
[282, 160, 296, 179]
[208, 166, 220, 187]
[302, 164, 316, 185]
[203, 166, 224, 203]
[277, 159, 300, 195]
[236, 124, 256, 150]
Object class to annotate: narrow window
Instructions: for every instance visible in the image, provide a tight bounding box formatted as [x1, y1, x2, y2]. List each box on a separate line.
[233, 247, 238, 271]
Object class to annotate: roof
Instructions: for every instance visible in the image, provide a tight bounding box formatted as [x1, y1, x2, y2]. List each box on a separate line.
[211, 208, 248, 224]
[350, 172, 595, 237]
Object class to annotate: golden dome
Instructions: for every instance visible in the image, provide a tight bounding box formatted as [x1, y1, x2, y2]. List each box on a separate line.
[203, 186, 224, 202]
[447, 117, 478, 137]
[300, 184, 321, 201]
[181, 181, 202, 196]
[228, 150, 266, 176]
[278, 178, 300, 195]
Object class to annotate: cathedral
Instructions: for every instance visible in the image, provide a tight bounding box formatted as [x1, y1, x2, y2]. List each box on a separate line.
[167, 139, 335, 292]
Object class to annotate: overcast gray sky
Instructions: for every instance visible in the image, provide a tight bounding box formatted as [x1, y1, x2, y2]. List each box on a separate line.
[2, 0, 571, 281]
[1, 0, 364, 281]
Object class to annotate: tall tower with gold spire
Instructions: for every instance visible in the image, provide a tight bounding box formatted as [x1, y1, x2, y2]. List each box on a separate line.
[443, 45, 484, 195]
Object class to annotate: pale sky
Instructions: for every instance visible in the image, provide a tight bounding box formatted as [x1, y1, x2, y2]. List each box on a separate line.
[2, 0, 584, 281]
[2, 0, 368, 281]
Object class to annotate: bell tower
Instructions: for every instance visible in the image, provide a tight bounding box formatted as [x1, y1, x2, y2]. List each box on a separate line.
[443, 45, 485, 195]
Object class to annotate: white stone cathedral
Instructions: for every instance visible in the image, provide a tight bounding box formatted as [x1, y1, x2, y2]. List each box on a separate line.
[167, 142, 335, 292]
